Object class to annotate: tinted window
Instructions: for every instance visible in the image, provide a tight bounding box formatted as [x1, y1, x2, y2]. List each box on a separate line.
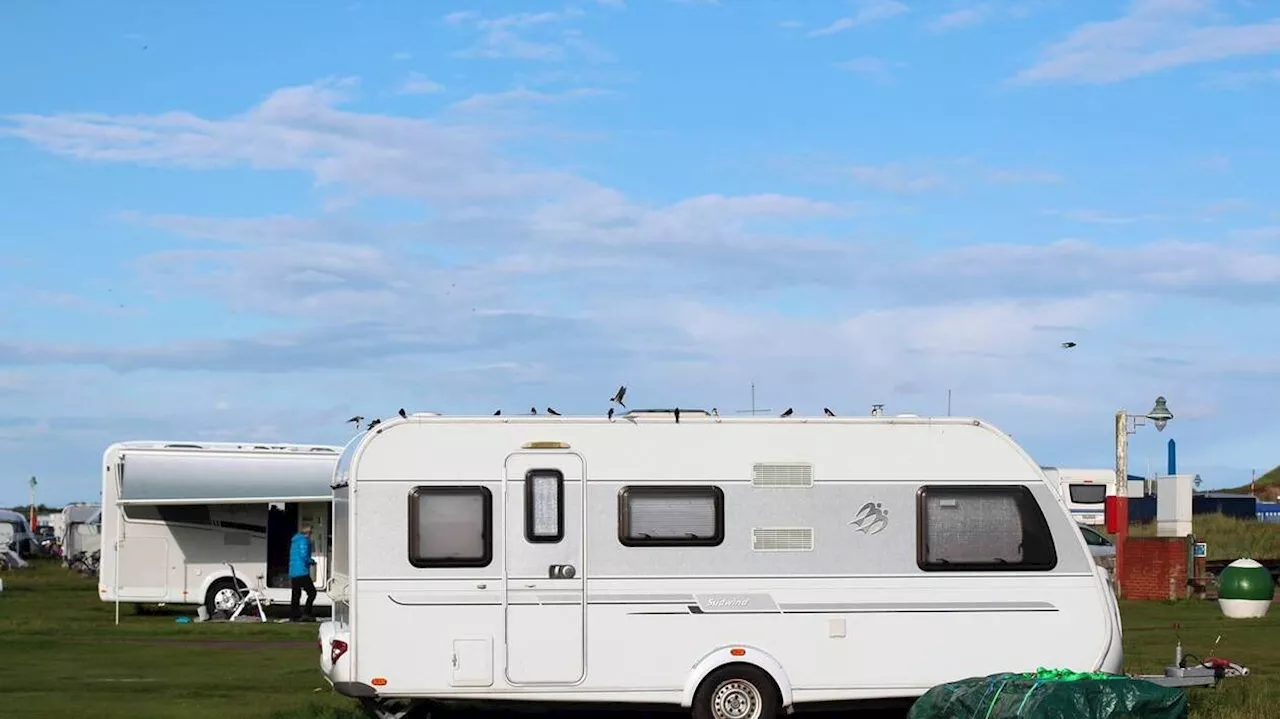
[1068, 484, 1107, 505]
[408, 486, 492, 567]
[618, 486, 724, 547]
[917, 485, 1057, 571]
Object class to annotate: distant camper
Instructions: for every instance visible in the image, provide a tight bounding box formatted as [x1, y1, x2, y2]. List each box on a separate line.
[318, 409, 1121, 719]
[98, 440, 341, 621]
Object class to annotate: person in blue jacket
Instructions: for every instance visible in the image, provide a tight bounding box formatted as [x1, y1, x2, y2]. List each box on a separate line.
[288, 522, 317, 622]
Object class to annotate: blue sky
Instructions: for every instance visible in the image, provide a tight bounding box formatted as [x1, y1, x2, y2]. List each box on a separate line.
[3, 0, 1280, 506]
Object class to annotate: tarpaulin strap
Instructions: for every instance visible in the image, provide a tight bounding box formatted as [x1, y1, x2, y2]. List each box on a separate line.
[982, 679, 1010, 719]
[1014, 681, 1042, 715]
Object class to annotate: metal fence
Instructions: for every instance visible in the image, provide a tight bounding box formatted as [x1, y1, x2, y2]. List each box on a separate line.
[1258, 502, 1280, 524]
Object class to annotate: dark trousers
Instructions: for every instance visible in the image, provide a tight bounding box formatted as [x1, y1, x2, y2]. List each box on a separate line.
[290, 575, 316, 620]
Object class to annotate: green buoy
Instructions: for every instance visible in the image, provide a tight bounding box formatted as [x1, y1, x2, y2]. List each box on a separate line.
[1217, 558, 1275, 619]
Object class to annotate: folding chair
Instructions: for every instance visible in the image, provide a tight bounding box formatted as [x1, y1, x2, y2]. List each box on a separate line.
[224, 562, 269, 622]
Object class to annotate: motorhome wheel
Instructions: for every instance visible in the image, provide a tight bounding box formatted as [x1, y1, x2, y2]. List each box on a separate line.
[693, 664, 779, 719]
[205, 578, 244, 616]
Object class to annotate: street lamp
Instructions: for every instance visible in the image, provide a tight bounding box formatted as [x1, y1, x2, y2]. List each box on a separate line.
[1113, 396, 1174, 597]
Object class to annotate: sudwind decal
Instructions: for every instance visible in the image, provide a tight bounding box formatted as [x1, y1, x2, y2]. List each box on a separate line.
[848, 501, 889, 535]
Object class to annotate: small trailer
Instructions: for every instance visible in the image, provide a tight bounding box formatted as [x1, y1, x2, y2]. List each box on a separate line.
[319, 409, 1122, 719]
[99, 440, 342, 622]
[1041, 467, 1115, 526]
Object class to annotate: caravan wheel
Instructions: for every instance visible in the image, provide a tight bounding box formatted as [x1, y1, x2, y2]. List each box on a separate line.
[693, 664, 779, 719]
[205, 578, 244, 616]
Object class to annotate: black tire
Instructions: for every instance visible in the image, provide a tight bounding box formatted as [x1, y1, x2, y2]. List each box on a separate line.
[205, 577, 245, 616]
[692, 663, 780, 719]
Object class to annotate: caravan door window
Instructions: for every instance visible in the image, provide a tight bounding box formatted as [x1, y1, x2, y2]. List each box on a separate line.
[408, 486, 493, 568]
[524, 470, 565, 543]
[916, 485, 1057, 572]
[617, 485, 724, 547]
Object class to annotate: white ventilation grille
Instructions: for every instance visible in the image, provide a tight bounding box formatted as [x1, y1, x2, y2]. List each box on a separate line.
[752, 527, 815, 552]
[751, 462, 814, 487]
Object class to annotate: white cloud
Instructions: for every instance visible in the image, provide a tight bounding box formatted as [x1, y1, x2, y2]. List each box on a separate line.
[835, 56, 897, 82]
[809, 0, 910, 37]
[927, 3, 994, 32]
[397, 72, 445, 94]
[1012, 0, 1280, 84]
[449, 86, 613, 111]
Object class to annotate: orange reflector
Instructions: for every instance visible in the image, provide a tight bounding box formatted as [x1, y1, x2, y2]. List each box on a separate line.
[371, 678, 387, 686]
[730, 648, 746, 656]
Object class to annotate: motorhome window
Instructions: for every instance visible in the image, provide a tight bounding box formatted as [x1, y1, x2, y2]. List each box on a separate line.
[408, 486, 493, 568]
[1068, 483, 1106, 505]
[525, 470, 564, 543]
[916, 486, 1057, 571]
[617, 486, 724, 547]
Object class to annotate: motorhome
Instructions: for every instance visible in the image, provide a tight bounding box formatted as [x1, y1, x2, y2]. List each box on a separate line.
[320, 409, 1122, 719]
[61, 503, 103, 565]
[99, 441, 342, 620]
[1040, 467, 1115, 526]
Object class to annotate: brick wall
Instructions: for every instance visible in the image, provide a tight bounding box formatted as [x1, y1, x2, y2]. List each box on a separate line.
[1119, 536, 1188, 600]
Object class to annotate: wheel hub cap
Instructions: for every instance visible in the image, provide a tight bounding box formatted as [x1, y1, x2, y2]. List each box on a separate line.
[214, 588, 238, 611]
[712, 679, 762, 719]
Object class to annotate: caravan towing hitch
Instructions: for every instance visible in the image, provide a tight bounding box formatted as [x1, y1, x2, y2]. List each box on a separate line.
[1134, 625, 1250, 689]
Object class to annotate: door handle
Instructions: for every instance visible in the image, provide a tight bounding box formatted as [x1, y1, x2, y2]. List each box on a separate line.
[548, 564, 576, 579]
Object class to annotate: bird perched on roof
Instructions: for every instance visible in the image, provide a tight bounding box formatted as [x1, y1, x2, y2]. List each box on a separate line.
[1061, 341, 1077, 349]
[674, 407, 681, 423]
[547, 407, 560, 416]
[607, 407, 614, 421]
[824, 408, 835, 417]
[398, 408, 408, 418]
[347, 415, 364, 426]
[610, 385, 627, 407]
[530, 407, 537, 414]
[366, 418, 382, 430]
[780, 408, 793, 417]
[493, 409, 501, 415]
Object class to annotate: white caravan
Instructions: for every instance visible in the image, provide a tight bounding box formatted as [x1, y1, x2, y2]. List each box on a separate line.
[319, 410, 1122, 719]
[0, 508, 37, 559]
[1041, 467, 1115, 526]
[99, 441, 342, 620]
[61, 503, 103, 564]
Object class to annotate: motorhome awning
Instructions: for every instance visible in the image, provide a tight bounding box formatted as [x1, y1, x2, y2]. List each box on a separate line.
[116, 449, 338, 505]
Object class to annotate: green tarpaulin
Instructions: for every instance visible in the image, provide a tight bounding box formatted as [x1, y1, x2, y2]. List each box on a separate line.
[907, 668, 1188, 719]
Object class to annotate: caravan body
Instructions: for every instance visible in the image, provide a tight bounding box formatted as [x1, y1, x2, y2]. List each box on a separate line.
[99, 441, 342, 616]
[1041, 467, 1115, 526]
[61, 503, 103, 563]
[321, 411, 1122, 718]
[0, 508, 37, 559]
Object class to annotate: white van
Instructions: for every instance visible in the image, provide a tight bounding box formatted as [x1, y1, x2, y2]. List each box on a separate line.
[320, 410, 1122, 719]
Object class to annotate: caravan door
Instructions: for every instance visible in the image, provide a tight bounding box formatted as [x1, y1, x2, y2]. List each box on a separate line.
[502, 452, 586, 685]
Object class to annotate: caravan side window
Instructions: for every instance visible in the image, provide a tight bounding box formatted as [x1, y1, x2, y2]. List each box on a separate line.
[408, 486, 493, 568]
[524, 469, 565, 544]
[617, 485, 724, 547]
[916, 485, 1057, 572]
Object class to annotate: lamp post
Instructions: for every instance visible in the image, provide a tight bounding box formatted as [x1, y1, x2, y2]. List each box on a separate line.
[1114, 396, 1173, 597]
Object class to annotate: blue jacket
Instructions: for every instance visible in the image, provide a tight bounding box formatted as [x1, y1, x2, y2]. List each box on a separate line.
[289, 532, 315, 578]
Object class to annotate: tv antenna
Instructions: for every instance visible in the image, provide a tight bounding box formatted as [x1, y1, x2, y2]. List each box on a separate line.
[734, 382, 773, 416]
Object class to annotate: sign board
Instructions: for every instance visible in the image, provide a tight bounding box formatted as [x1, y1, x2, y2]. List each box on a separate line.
[1193, 542, 1207, 558]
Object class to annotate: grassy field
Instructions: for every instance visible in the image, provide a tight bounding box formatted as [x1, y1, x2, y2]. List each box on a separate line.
[1126, 513, 1280, 562]
[2, 560, 1277, 719]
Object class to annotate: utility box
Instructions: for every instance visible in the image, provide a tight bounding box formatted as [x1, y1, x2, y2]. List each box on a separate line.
[1156, 474, 1194, 537]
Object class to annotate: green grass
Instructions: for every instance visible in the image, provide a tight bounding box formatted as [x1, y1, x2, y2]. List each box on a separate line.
[1221, 466, 1280, 495]
[2, 559, 1279, 718]
[1126, 513, 1280, 562]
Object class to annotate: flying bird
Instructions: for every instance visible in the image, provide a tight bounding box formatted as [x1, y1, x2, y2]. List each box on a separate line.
[1061, 341, 1077, 349]
[610, 385, 627, 407]
[607, 407, 614, 421]
[547, 407, 561, 416]
[824, 408, 836, 417]
[780, 408, 793, 417]
[398, 408, 408, 419]
[347, 415, 364, 426]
